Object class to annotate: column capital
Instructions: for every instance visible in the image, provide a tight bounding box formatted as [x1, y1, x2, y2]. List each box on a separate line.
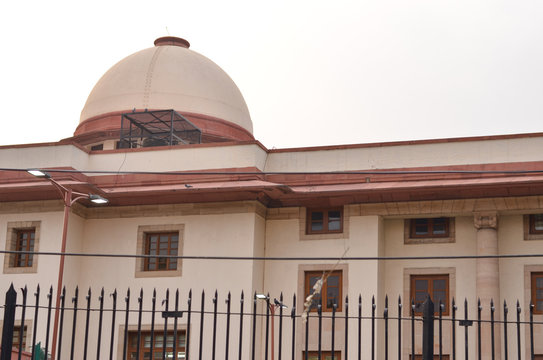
[474, 212, 498, 230]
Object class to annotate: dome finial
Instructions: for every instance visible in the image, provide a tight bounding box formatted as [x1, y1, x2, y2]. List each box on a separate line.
[154, 36, 190, 48]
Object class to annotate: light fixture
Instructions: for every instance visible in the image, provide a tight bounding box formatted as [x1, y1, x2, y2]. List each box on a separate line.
[89, 194, 109, 204]
[256, 294, 268, 300]
[27, 169, 51, 178]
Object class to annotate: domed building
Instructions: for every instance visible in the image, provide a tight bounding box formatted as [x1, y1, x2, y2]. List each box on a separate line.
[1, 37, 543, 360]
[74, 36, 253, 149]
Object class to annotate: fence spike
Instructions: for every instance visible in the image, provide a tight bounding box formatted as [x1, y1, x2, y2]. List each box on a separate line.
[291, 293, 296, 360]
[1, 284, 17, 359]
[58, 286, 67, 360]
[199, 289, 205, 360]
[516, 299, 522, 360]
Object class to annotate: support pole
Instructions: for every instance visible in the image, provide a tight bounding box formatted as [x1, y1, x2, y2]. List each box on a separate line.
[50, 189, 72, 360]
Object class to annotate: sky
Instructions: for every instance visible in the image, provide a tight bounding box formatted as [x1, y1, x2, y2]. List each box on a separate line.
[0, 0, 542, 149]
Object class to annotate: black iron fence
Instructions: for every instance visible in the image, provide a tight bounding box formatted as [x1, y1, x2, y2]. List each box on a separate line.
[0, 284, 541, 360]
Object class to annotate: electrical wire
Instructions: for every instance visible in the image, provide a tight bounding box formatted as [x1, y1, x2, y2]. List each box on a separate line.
[2, 249, 543, 261]
[2, 167, 543, 176]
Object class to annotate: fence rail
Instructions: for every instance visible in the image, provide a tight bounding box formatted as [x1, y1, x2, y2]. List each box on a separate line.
[0, 284, 541, 360]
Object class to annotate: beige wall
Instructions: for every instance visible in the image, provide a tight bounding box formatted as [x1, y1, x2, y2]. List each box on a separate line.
[264, 137, 543, 172]
[70, 211, 264, 360]
[0, 209, 75, 354]
[4, 135, 543, 183]
[2, 200, 543, 359]
[263, 212, 384, 359]
[383, 216, 478, 358]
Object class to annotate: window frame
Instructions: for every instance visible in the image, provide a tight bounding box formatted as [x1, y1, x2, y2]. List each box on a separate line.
[409, 218, 450, 239]
[304, 351, 341, 360]
[135, 224, 184, 278]
[529, 215, 543, 235]
[531, 272, 543, 315]
[143, 232, 179, 272]
[410, 274, 450, 316]
[306, 207, 344, 235]
[12, 325, 27, 351]
[304, 270, 343, 312]
[14, 229, 35, 268]
[127, 330, 186, 360]
[3, 221, 40, 274]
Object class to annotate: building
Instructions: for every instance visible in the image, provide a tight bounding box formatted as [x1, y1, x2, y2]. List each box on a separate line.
[1, 36, 543, 360]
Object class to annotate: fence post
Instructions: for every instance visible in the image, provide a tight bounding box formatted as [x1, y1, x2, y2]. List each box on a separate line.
[1, 284, 17, 360]
[422, 296, 434, 360]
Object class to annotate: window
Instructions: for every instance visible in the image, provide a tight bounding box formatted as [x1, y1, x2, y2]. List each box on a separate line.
[306, 208, 343, 234]
[14, 230, 34, 268]
[144, 233, 178, 271]
[128, 330, 185, 359]
[3, 221, 40, 274]
[530, 215, 543, 234]
[304, 351, 341, 360]
[410, 218, 450, 238]
[531, 272, 543, 314]
[305, 270, 342, 312]
[90, 143, 104, 151]
[410, 356, 449, 360]
[135, 224, 183, 278]
[12, 326, 27, 350]
[116, 140, 137, 149]
[410, 274, 449, 315]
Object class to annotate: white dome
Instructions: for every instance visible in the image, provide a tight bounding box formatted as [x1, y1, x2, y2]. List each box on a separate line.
[79, 37, 252, 134]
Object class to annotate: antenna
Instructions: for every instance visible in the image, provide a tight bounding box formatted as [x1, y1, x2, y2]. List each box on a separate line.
[166, 26, 170, 35]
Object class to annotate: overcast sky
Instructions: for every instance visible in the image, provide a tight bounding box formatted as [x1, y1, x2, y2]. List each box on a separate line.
[0, 0, 542, 149]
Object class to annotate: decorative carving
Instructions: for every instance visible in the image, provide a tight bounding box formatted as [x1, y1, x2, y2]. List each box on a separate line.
[474, 212, 498, 230]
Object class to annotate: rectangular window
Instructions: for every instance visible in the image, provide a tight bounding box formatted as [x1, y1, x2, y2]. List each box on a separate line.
[12, 325, 27, 350]
[410, 274, 449, 315]
[410, 218, 450, 238]
[4, 222, 40, 274]
[116, 140, 138, 149]
[14, 229, 35, 268]
[530, 215, 543, 235]
[144, 233, 179, 271]
[306, 208, 343, 234]
[305, 270, 342, 312]
[304, 351, 341, 360]
[128, 330, 185, 359]
[90, 144, 104, 151]
[531, 272, 543, 314]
